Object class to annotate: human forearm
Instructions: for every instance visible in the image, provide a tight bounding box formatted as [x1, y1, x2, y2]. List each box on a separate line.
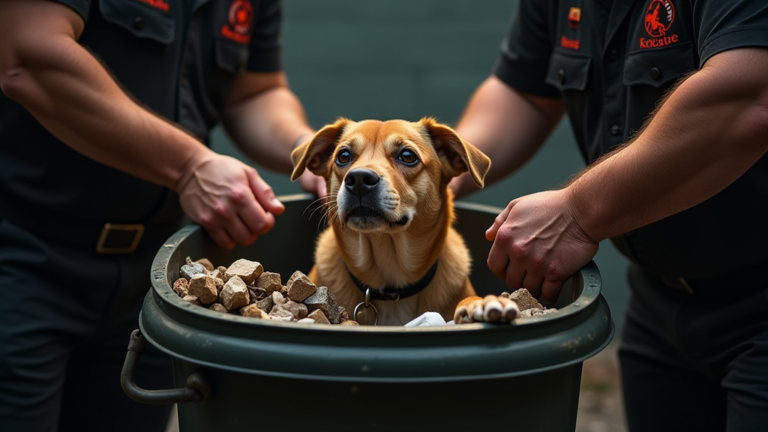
[223, 75, 313, 174]
[567, 48, 768, 241]
[452, 76, 564, 197]
[0, 1, 210, 190]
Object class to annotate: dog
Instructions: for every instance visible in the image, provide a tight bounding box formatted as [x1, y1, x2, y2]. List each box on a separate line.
[291, 117, 518, 326]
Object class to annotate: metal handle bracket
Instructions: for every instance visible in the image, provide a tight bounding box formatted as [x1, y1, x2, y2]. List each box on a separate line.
[121, 329, 211, 405]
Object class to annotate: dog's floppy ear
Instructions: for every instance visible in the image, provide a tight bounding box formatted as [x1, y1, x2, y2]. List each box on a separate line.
[291, 118, 351, 181]
[419, 117, 491, 188]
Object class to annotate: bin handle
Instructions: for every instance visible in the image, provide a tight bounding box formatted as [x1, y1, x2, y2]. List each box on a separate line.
[121, 329, 210, 404]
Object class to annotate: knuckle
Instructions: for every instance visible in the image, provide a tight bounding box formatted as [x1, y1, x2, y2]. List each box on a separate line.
[511, 242, 529, 260]
[229, 188, 247, 204]
[213, 203, 228, 218]
[495, 226, 514, 243]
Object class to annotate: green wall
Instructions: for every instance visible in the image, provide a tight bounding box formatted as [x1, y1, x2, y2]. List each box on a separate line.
[211, 0, 630, 328]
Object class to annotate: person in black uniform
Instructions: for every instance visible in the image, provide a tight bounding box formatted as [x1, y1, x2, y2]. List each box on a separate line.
[0, 0, 321, 431]
[450, 1, 768, 431]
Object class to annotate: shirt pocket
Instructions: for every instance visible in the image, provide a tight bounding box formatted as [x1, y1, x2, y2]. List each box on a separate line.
[545, 51, 592, 92]
[215, 39, 250, 74]
[99, 0, 175, 44]
[623, 42, 696, 88]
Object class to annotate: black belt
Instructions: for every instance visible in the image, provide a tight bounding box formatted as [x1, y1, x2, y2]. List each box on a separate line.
[0, 206, 185, 254]
[651, 260, 767, 295]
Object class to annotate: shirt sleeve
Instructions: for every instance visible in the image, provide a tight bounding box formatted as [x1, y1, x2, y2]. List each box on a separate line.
[50, 0, 92, 23]
[695, 1, 768, 67]
[492, 0, 559, 98]
[246, 0, 283, 72]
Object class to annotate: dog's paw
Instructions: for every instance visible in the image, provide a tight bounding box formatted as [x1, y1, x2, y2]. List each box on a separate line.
[454, 295, 519, 324]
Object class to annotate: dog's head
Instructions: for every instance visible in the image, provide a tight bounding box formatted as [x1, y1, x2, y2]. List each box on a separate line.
[291, 118, 490, 233]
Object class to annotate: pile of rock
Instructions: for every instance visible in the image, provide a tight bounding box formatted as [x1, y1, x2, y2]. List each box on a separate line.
[500, 288, 558, 317]
[172, 257, 358, 326]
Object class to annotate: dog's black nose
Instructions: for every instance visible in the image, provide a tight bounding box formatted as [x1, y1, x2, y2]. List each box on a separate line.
[345, 168, 380, 197]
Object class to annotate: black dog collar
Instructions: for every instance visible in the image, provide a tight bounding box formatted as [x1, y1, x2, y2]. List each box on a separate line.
[347, 261, 439, 301]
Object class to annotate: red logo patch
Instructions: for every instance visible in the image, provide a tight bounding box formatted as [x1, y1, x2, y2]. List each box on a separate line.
[644, 0, 674, 38]
[221, 0, 253, 44]
[139, 0, 169, 12]
[568, 7, 581, 29]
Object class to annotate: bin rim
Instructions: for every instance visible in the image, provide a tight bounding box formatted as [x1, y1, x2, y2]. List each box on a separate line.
[151, 194, 604, 334]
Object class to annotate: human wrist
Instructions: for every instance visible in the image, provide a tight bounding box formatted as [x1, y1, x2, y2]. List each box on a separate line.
[563, 184, 603, 243]
[171, 145, 216, 193]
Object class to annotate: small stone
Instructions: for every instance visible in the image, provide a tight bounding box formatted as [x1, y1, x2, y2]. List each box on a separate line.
[510, 288, 543, 311]
[269, 305, 295, 321]
[241, 304, 269, 319]
[286, 271, 317, 302]
[297, 318, 316, 324]
[304, 286, 340, 324]
[225, 259, 263, 284]
[209, 303, 228, 313]
[182, 295, 201, 306]
[196, 258, 214, 272]
[188, 274, 218, 304]
[257, 296, 273, 313]
[338, 306, 349, 322]
[517, 307, 557, 318]
[271, 291, 286, 306]
[340, 320, 359, 326]
[255, 272, 282, 294]
[172, 278, 189, 297]
[282, 301, 308, 319]
[180, 257, 206, 280]
[307, 309, 330, 324]
[220, 276, 250, 310]
[217, 266, 229, 282]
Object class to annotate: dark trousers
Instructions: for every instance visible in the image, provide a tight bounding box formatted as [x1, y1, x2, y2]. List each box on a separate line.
[619, 263, 768, 432]
[0, 219, 176, 432]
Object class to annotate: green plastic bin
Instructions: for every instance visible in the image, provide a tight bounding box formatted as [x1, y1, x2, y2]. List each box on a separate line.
[123, 194, 614, 432]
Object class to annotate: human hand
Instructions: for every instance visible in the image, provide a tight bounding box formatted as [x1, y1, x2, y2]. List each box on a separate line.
[298, 169, 326, 197]
[485, 189, 599, 304]
[176, 153, 284, 249]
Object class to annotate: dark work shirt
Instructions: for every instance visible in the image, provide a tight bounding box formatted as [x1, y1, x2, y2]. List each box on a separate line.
[492, 0, 768, 278]
[0, 0, 282, 225]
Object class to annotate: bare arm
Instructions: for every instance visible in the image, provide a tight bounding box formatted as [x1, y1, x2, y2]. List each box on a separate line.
[0, 0, 206, 189]
[451, 75, 565, 198]
[486, 48, 768, 301]
[0, 0, 284, 248]
[567, 48, 768, 240]
[222, 72, 325, 196]
[222, 72, 313, 174]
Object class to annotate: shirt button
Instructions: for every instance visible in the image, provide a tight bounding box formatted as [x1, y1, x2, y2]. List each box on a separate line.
[611, 124, 621, 136]
[650, 67, 660, 80]
[609, 49, 619, 60]
[134, 17, 145, 30]
[558, 69, 565, 83]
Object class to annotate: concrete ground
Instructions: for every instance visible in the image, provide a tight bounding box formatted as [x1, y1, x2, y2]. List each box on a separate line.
[165, 342, 626, 432]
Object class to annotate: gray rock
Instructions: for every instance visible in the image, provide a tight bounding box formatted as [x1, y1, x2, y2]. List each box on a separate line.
[306, 309, 330, 324]
[220, 276, 250, 310]
[286, 271, 317, 302]
[255, 272, 282, 294]
[188, 274, 218, 304]
[304, 286, 340, 324]
[225, 259, 263, 284]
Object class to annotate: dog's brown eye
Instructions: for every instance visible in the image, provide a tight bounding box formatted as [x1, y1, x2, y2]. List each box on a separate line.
[336, 150, 352, 166]
[397, 149, 419, 166]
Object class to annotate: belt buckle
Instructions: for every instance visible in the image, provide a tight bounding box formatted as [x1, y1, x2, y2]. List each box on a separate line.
[95, 223, 145, 254]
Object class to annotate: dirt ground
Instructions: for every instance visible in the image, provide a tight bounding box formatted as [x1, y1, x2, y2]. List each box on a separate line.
[165, 342, 626, 432]
[576, 341, 627, 432]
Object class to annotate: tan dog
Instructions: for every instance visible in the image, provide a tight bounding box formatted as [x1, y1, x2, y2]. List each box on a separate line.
[291, 118, 512, 326]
